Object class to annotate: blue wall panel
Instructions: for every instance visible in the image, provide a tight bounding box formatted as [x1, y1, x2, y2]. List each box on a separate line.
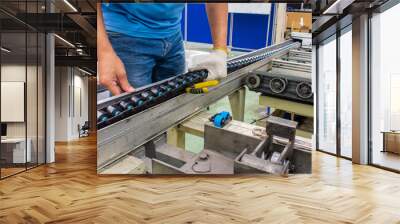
[183, 3, 274, 50]
[187, 4, 212, 44]
[231, 13, 269, 50]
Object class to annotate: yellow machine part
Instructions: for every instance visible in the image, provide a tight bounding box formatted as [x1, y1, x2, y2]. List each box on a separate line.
[186, 80, 219, 94]
[192, 80, 219, 89]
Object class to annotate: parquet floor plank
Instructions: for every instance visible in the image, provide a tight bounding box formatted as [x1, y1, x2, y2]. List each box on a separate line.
[1, 135, 400, 223]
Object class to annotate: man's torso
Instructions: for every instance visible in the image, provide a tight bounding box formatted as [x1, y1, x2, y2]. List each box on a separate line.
[102, 3, 185, 39]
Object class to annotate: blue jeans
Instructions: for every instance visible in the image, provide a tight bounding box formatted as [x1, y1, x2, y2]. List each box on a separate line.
[108, 31, 185, 88]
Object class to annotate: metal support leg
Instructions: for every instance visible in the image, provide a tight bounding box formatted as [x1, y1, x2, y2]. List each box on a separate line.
[144, 140, 156, 159]
[167, 127, 186, 149]
[228, 87, 246, 121]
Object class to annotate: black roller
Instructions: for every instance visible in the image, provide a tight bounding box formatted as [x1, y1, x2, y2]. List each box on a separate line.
[150, 87, 162, 97]
[245, 74, 261, 89]
[106, 105, 121, 117]
[296, 82, 313, 99]
[176, 77, 187, 86]
[185, 75, 195, 83]
[168, 80, 179, 89]
[159, 85, 171, 93]
[140, 91, 154, 101]
[269, 78, 287, 94]
[97, 110, 108, 123]
[119, 100, 134, 111]
[197, 70, 207, 78]
[130, 95, 144, 107]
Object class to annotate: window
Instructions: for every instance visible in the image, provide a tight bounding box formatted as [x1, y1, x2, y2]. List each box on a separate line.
[0, 1, 47, 179]
[317, 36, 337, 154]
[339, 28, 352, 158]
[370, 3, 400, 171]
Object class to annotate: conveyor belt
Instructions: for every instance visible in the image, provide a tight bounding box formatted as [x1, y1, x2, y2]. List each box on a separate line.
[227, 42, 300, 73]
[97, 40, 301, 130]
[97, 39, 301, 170]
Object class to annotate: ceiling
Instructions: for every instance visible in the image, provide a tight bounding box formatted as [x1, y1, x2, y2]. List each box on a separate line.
[311, 0, 391, 43]
[0, 0, 96, 74]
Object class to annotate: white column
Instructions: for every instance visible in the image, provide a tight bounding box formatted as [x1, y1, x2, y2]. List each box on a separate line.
[46, 33, 55, 163]
[352, 14, 369, 164]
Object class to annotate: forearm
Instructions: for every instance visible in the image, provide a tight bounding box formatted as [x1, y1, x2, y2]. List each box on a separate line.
[205, 3, 228, 50]
[97, 3, 114, 59]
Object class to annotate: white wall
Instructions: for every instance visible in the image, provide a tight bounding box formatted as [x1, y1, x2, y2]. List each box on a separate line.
[1, 82, 25, 122]
[55, 67, 69, 141]
[1, 65, 36, 138]
[1, 65, 26, 139]
[1, 64, 46, 164]
[228, 3, 271, 15]
[54, 67, 89, 141]
[71, 73, 89, 138]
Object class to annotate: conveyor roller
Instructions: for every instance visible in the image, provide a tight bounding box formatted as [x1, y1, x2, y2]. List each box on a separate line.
[97, 69, 209, 129]
[227, 42, 300, 73]
[97, 40, 302, 130]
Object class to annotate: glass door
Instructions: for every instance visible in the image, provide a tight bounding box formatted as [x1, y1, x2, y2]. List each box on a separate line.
[317, 35, 337, 155]
[370, 3, 400, 171]
[1, 30, 28, 178]
[0, 0, 47, 179]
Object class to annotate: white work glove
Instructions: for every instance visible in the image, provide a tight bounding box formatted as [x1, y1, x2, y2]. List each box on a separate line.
[189, 49, 227, 81]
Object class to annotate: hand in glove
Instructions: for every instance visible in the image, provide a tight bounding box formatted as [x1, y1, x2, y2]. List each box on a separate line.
[189, 49, 227, 81]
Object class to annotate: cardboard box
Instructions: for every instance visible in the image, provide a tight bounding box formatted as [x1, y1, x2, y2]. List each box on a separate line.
[287, 12, 312, 33]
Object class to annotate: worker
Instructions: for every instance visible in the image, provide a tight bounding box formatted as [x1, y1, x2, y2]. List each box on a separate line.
[98, 3, 228, 95]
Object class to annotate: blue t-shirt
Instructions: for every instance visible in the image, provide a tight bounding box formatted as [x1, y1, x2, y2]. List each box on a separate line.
[102, 3, 185, 39]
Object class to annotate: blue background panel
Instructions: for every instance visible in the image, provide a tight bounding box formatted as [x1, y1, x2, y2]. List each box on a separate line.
[187, 4, 212, 44]
[231, 13, 269, 50]
[185, 4, 231, 44]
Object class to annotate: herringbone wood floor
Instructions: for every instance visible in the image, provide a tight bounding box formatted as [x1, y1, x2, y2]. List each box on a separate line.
[1, 135, 400, 224]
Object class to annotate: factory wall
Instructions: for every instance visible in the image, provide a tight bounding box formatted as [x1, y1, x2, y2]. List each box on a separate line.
[54, 67, 89, 141]
[182, 3, 276, 51]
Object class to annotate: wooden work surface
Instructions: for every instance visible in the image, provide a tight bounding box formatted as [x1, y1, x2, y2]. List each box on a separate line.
[258, 95, 313, 138]
[259, 95, 313, 118]
[1, 135, 400, 223]
[178, 111, 212, 137]
[179, 111, 312, 144]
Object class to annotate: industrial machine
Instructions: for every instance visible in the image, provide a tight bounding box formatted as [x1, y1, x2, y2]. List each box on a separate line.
[245, 32, 313, 138]
[97, 38, 312, 175]
[132, 117, 311, 175]
[245, 46, 312, 104]
[245, 69, 313, 105]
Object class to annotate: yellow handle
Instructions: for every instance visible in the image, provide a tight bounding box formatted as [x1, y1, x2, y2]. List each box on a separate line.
[193, 80, 219, 89]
